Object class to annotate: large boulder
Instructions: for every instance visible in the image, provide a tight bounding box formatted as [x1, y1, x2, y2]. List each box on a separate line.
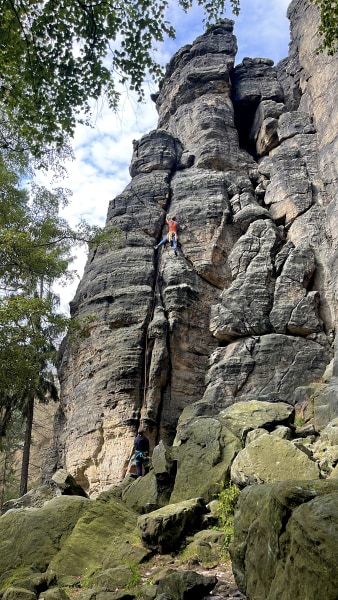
[0, 485, 55, 515]
[231, 480, 338, 599]
[122, 472, 160, 514]
[155, 569, 217, 600]
[219, 399, 294, 441]
[170, 416, 241, 503]
[230, 433, 320, 487]
[2, 589, 37, 600]
[137, 498, 206, 553]
[0, 493, 150, 591]
[181, 529, 226, 567]
[52, 469, 88, 497]
[47, 495, 150, 586]
[0, 496, 89, 588]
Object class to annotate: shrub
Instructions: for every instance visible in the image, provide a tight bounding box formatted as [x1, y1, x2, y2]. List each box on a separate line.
[216, 482, 240, 558]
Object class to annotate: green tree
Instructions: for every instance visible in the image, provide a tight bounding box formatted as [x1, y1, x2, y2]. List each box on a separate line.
[313, 0, 338, 55]
[0, 411, 24, 509]
[0, 293, 63, 495]
[1, 0, 336, 159]
[0, 0, 240, 157]
[0, 154, 117, 495]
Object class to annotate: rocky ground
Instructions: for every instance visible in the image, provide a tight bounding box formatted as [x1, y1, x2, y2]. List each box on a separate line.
[139, 555, 247, 600]
[65, 554, 246, 599]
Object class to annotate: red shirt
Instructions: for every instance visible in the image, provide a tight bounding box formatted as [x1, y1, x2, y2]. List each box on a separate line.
[167, 218, 178, 234]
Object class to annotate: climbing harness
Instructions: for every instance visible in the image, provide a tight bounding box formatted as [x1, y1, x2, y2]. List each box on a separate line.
[168, 231, 176, 246]
[133, 451, 150, 468]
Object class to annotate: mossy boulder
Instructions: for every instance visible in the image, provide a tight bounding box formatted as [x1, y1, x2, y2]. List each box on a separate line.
[181, 529, 226, 567]
[2, 588, 37, 600]
[220, 400, 295, 441]
[137, 497, 207, 554]
[230, 433, 320, 486]
[92, 565, 138, 591]
[47, 494, 150, 585]
[170, 416, 241, 503]
[1, 485, 55, 515]
[39, 588, 70, 599]
[155, 570, 217, 600]
[231, 479, 338, 599]
[0, 568, 48, 594]
[122, 472, 160, 513]
[0, 496, 89, 589]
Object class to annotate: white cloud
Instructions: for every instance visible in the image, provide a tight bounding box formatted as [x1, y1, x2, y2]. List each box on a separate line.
[234, 0, 290, 64]
[47, 0, 291, 313]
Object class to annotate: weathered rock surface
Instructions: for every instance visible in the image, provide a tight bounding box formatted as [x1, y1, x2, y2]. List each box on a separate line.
[231, 480, 338, 599]
[219, 400, 294, 441]
[155, 569, 217, 600]
[47, 495, 150, 586]
[1, 485, 55, 515]
[52, 469, 88, 497]
[20, 2, 338, 598]
[230, 433, 320, 487]
[0, 496, 89, 584]
[48, 0, 338, 500]
[170, 416, 241, 503]
[137, 497, 206, 553]
[0, 489, 226, 598]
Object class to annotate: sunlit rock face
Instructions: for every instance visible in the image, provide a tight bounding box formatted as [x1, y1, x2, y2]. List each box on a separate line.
[49, 1, 338, 496]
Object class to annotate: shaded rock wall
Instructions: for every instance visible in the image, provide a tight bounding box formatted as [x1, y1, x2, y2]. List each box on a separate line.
[231, 480, 338, 600]
[49, 0, 338, 495]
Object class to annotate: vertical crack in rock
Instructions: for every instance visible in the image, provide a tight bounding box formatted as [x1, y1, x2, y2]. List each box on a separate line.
[50, 11, 337, 494]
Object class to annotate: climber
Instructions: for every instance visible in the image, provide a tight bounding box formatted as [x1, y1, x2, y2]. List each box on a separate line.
[133, 429, 150, 477]
[154, 214, 186, 255]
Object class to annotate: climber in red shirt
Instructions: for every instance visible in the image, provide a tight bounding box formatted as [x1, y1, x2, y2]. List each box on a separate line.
[154, 214, 185, 254]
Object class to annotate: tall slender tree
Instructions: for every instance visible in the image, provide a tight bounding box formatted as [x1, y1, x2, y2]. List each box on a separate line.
[0, 154, 117, 494]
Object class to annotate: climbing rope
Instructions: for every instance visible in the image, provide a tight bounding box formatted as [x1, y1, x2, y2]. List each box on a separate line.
[143, 248, 165, 406]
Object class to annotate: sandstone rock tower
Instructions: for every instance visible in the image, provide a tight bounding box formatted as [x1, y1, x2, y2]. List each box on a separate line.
[51, 0, 338, 495]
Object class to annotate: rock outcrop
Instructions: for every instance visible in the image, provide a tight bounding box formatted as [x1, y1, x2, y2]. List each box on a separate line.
[24, 3, 338, 596]
[47, 0, 338, 500]
[0, 486, 229, 598]
[231, 480, 338, 600]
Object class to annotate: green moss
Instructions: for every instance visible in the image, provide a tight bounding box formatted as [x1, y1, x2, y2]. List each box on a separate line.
[294, 416, 306, 427]
[79, 565, 102, 589]
[180, 541, 220, 567]
[0, 565, 38, 590]
[126, 563, 141, 588]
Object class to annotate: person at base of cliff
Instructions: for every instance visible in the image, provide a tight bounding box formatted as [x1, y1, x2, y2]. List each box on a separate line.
[154, 214, 186, 256]
[133, 429, 150, 477]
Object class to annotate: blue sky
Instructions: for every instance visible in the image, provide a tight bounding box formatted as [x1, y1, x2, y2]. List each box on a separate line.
[50, 0, 291, 310]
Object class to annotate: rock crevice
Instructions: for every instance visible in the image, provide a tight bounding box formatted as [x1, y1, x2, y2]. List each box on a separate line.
[48, 2, 338, 501]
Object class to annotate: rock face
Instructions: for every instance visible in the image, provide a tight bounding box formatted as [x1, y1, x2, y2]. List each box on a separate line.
[48, 0, 338, 503]
[231, 480, 338, 600]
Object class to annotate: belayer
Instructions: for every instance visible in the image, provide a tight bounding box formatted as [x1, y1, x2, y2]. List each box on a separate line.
[154, 214, 185, 255]
[133, 429, 150, 477]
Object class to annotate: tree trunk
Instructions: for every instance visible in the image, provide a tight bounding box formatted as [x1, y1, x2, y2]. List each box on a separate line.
[19, 396, 34, 496]
[0, 451, 8, 510]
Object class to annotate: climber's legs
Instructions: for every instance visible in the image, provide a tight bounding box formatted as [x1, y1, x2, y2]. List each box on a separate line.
[154, 235, 168, 250]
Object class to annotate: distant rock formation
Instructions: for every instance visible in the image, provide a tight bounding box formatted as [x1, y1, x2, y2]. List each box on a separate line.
[46, 0, 338, 500]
